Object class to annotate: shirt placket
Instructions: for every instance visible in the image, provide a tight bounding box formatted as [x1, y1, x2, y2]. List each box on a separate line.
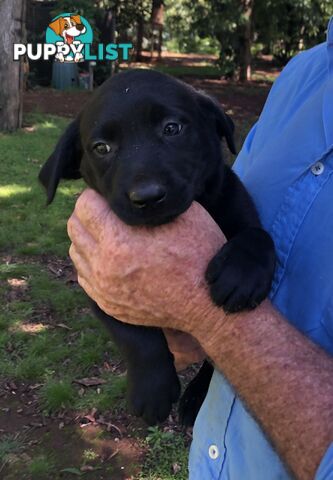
[189, 372, 236, 479]
[270, 147, 333, 299]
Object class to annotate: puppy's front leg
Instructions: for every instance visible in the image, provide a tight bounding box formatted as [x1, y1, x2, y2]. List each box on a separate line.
[202, 165, 276, 312]
[90, 301, 180, 425]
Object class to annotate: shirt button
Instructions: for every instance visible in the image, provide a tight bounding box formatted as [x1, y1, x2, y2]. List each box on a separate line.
[208, 444, 219, 460]
[311, 161, 324, 176]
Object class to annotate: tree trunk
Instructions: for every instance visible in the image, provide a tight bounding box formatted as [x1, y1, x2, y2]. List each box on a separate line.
[0, 0, 26, 132]
[157, 26, 163, 59]
[238, 0, 253, 82]
[136, 15, 144, 61]
[150, 0, 164, 59]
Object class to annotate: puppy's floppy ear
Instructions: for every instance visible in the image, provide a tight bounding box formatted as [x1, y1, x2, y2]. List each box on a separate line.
[39, 119, 82, 204]
[48, 18, 64, 36]
[197, 93, 237, 154]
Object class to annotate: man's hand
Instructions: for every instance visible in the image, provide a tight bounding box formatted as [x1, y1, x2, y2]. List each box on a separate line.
[67, 188, 227, 344]
[163, 329, 206, 371]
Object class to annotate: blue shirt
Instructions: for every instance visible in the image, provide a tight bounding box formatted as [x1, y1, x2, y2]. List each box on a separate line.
[189, 18, 333, 480]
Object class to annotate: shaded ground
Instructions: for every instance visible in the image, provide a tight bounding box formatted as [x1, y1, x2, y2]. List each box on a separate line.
[0, 253, 192, 480]
[23, 77, 268, 121]
[24, 51, 279, 124]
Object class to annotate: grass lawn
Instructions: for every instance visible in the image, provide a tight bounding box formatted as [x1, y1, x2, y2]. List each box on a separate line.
[0, 114, 191, 479]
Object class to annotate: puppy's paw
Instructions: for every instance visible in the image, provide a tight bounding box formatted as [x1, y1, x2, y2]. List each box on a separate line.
[178, 361, 213, 427]
[127, 361, 180, 425]
[205, 228, 275, 313]
[179, 379, 208, 427]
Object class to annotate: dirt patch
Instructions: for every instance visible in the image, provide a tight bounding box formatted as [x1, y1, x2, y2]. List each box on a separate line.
[24, 53, 276, 122]
[1, 252, 196, 479]
[0, 378, 190, 480]
[0, 382, 144, 479]
[24, 78, 269, 124]
[24, 88, 92, 119]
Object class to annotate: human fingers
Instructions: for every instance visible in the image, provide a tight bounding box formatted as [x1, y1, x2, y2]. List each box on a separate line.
[73, 189, 112, 241]
[68, 243, 93, 283]
[67, 212, 97, 258]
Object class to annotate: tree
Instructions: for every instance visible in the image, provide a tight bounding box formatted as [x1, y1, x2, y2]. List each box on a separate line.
[165, 0, 333, 78]
[254, 0, 333, 63]
[165, 0, 255, 80]
[0, 0, 26, 132]
[238, 0, 254, 81]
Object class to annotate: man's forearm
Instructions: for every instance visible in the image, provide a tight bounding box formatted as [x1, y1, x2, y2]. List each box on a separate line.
[196, 300, 333, 479]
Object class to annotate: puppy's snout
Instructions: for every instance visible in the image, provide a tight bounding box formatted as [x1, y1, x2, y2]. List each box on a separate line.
[76, 23, 85, 31]
[128, 182, 167, 208]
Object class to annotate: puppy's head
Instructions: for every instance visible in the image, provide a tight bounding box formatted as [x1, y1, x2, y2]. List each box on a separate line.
[39, 69, 235, 226]
[49, 15, 86, 42]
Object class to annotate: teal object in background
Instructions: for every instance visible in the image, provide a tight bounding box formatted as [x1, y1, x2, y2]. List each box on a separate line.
[51, 61, 78, 90]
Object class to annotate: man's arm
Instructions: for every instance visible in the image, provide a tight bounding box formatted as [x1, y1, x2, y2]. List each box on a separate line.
[195, 300, 333, 480]
[68, 189, 333, 480]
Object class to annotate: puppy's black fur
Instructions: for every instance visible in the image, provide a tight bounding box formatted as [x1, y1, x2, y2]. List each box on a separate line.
[39, 70, 275, 426]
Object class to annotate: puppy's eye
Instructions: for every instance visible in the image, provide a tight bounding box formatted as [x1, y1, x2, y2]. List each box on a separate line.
[64, 23, 69, 28]
[93, 142, 111, 156]
[163, 122, 182, 136]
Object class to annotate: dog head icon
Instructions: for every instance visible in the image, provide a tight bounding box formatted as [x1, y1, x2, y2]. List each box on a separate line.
[49, 15, 86, 44]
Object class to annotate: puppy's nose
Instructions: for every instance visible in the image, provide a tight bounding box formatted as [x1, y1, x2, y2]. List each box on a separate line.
[76, 24, 85, 31]
[128, 182, 166, 208]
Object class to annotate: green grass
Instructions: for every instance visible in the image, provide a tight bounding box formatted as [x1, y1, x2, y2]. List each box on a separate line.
[120, 63, 223, 78]
[0, 260, 118, 394]
[0, 434, 24, 470]
[0, 262, 120, 411]
[76, 375, 127, 412]
[28, 454, 55, 478]
[140, 427, 189, 480]
[0, 114, 121, 410]
[40, 379, 76, 412]
[0, 113, 84, 257]
[153, 64, 223, 78]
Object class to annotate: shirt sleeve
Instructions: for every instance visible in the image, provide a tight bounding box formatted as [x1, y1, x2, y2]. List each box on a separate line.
[315, 444, 333, 480]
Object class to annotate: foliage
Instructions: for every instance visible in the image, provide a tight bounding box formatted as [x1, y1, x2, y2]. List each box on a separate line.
[254, 0, 333, 62]
[165, 0, 252, 77]
[164, 0, 333, 77]
[53, 0, 152, 44]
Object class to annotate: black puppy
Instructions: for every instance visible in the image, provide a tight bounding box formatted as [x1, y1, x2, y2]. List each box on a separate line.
[39, 69, 275, 426]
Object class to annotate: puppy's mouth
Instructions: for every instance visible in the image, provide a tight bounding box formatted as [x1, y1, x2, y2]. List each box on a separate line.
[111, 200, 193, 227]
[65, 33, 74, 44]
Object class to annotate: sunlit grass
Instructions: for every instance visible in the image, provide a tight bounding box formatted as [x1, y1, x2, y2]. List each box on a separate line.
[0, 113, 84, 256]
[39, 120, 58, 129]
[0, 185, 31, 198]
[0, 261, 117, 389]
